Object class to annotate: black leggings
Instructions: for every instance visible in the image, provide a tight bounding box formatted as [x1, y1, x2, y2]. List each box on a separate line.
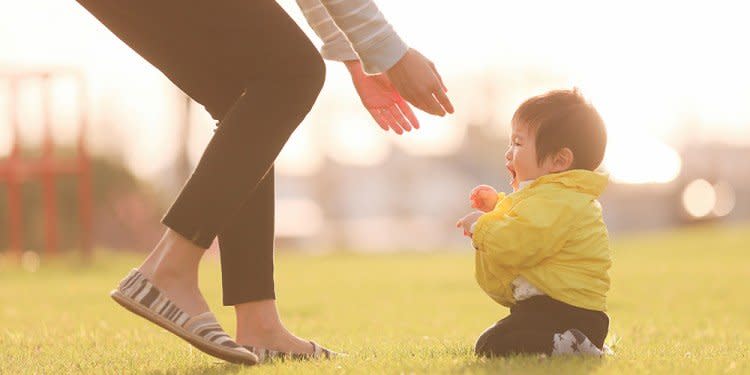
[475, 296, 609, 357]
[76, 0, 326, 305]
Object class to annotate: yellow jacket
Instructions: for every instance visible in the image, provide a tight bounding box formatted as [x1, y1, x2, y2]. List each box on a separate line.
[472, 169, 611, 311]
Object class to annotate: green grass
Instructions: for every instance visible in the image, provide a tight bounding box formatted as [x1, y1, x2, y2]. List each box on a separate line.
[1, 224, 749, 374]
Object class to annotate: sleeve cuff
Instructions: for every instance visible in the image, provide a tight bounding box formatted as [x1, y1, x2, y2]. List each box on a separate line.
[471, 213, 492, 250]
[321, 41, 360, 62]
[356, 32, 409, 74]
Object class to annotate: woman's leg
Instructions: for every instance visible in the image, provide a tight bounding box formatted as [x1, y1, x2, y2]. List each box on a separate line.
[218, 171, 276, 305]
[143, 0, 324, 353]
[215, 171, 317, 352]
[75, 0, 324, 327]
[162, 4, 326, 352]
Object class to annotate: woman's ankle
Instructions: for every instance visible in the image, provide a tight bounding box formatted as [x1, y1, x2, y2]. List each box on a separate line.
[235, 300, 282, 330]
[147, 230, 205, 280]
[139, 229, 203, 277]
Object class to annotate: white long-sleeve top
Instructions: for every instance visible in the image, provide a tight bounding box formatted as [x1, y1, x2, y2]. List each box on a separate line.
[295, 0, 408, 74]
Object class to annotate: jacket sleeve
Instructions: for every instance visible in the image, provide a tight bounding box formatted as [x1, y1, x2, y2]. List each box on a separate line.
[471, 195, 575, 269]
[295, 0, 360, 62]
[297, 0, 408, 74]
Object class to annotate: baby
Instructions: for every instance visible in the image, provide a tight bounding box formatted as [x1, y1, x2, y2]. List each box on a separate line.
[456, 89, 612, 357]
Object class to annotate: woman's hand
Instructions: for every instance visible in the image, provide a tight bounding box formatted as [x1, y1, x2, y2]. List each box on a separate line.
[470, 185, 499, 212]
[456, 211, 484, 238]
[346, 60, 419, 135]
[385, 48, 454, 117]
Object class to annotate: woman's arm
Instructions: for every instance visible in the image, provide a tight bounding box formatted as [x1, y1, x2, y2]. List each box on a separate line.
[296, 0, 453, 118]
[296, 0, 407, 74]
[296, 0, 418, 133]
[295, 0, 359, 63]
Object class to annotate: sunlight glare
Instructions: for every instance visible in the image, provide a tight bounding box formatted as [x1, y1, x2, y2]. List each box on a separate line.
[391, 112, 465, 156]
[275, 198, 323, 237]
[276, 120, 323, 176]
[682, 179, 716, 218]
[712, 181, 736, 217]
[603, 131, 682, 184]
[323, 112, 390, 166]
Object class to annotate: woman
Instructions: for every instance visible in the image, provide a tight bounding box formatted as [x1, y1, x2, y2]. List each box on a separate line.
[76, 0, 453, 365]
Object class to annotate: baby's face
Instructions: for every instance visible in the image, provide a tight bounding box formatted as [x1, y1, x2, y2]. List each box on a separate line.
[505, 122, 553, 190]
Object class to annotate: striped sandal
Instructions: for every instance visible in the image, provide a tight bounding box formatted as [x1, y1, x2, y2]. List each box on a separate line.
[242, 341, 338, 362]
[110, 269, 258, 365]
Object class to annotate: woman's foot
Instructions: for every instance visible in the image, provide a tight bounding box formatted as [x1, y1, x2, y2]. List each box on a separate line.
[111, 229, 258, 364]
[137, 229, 210, 317]
[239, 326, 316, 355]
[242, 341, 335, 362]
[234, 299, 317, 355]
[111, 269, 258, 365]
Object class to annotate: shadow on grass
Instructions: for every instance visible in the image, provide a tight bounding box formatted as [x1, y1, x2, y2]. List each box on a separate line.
[144, 362, 257, 375]
[456, 354, 607, 374]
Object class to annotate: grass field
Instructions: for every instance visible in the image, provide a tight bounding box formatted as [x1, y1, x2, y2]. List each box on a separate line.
[1, 224, 749, 374]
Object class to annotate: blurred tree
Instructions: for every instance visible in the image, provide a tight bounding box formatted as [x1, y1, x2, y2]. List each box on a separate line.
[0, 148, 164, 254]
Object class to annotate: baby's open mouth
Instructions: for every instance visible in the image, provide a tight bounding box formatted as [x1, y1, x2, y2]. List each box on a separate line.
[506, 164, 516, 186]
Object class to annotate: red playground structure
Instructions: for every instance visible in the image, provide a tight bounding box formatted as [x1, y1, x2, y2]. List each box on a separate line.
[0, 68, 93, 260]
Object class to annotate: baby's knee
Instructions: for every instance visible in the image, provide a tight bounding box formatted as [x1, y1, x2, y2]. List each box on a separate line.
[474, 330, 496, 357]
[474, 327, 525, 358]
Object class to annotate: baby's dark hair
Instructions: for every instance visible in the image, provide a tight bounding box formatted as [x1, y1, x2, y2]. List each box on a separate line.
[512, 88, 607, 171]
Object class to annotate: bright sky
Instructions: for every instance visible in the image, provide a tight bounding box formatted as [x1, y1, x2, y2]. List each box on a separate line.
[1, 0, 749, 184]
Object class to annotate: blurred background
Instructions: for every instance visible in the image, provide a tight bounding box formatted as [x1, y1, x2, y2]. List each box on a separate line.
[1, 0, 748, 258]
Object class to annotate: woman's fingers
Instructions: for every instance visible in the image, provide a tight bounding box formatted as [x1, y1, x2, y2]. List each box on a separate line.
[413, 80, 452, 116]
[397, 88, 426, 116]
[367, 108, 390, 132]
[388, 106, 412, 132]
[368, 107, 413, 135]
[386, 49, 454, 117]
[433, 86, 454, 114]
[396, 99, 420, 129]
[429, 60, 448, 93]
[416, 87, 446, 116]
[381, 108, 405, 134]
[372, 108, 402, 135]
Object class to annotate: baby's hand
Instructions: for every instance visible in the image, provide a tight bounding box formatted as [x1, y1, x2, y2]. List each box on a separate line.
[470, 185, 498, 212]
[456, 211, 484, 238]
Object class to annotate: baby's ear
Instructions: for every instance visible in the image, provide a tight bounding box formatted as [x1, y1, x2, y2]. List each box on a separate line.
[551, 148, 574, 172]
